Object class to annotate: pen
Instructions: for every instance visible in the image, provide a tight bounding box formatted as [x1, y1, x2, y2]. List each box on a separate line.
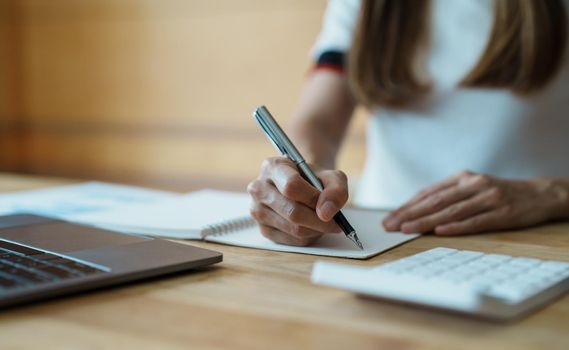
[253, 105, 364, 250]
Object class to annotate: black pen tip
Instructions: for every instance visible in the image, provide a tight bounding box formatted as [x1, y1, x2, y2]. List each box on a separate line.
[347, 231, 365, 250]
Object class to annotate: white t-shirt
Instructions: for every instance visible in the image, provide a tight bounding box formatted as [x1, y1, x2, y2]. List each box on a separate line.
[312, 0, 569, 209]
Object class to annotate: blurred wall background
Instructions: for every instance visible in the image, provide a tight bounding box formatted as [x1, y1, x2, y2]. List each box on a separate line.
[0, 0, 366, 191]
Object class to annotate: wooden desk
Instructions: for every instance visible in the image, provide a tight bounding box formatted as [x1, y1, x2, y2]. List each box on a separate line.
[0, 173, 568, 350]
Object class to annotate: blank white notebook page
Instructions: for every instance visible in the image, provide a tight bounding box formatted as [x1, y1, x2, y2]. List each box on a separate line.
[209, 208, 418, 259]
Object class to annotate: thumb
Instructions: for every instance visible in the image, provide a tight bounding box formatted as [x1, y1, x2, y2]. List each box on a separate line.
[315, 170, 349, 222]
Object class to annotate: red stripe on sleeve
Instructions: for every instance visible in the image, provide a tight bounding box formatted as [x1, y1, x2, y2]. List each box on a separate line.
[310, 63, 345, 75]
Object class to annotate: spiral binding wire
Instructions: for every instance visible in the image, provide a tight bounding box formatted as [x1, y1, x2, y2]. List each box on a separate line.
[202, 216, 256, 237]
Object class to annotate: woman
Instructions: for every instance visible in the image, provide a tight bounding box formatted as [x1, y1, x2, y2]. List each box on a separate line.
[248, 0, 569, 246]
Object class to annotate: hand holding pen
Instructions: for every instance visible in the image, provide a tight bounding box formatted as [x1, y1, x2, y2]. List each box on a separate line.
[248, 106, 364, 249]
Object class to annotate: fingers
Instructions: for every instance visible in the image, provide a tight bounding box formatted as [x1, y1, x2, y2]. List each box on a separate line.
[249, 156, 348, 246]
[384, 171, 489, 231]
[250, 182, 340, 234]
[250, 203, 323, 242]
[316, 169, 349, 221]
[248, 179, 340, 234]
[398, 189, 500, 233]
[384, 185, 478, 231]
[260, 156, 349, 221]
[258, 224, 322, 247]
[261, 157, 321, 208]
[434, 207, 512, 236]
[389, 171, 472, 217]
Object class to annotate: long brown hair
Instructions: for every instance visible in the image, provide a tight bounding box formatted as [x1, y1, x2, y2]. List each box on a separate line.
[348, 0, 568, 107]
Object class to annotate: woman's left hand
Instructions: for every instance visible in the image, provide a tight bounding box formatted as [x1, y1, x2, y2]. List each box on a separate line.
[383, 171, 569, 236]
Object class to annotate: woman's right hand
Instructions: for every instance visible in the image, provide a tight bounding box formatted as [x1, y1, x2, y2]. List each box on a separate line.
[247, 156, 349, 246]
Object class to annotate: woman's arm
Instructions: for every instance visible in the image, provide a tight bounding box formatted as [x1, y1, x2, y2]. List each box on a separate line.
[289, 70, 356, 169]
[247, 70, 356, 246]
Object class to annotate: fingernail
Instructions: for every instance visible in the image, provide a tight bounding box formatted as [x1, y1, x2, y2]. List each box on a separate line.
[435, 225, 450, 235]
[401, 222, 417, 233]
[382, 222, 395, 232]
[383, 218, 399, 231]
[318, 201, 338, 221]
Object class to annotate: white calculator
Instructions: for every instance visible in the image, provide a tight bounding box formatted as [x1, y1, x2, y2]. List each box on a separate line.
[311, 247, 569, 320]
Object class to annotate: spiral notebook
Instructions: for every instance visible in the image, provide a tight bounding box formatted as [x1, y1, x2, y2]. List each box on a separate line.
[71, 189, 419, 259]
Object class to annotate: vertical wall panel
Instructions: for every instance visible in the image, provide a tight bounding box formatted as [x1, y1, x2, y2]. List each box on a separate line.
[0, 0, 366, 191]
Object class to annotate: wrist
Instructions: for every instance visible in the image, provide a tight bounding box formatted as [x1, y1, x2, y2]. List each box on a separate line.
[290, 124, 339, 171]
[531, 177, 569, 220]
[309, 161, 336, 171]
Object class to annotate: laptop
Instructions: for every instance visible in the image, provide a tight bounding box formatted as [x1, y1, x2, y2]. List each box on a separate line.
[0, 214, 222, 308]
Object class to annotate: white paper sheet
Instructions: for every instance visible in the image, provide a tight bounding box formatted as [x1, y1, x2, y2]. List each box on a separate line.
[0, 182, 177, 219]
